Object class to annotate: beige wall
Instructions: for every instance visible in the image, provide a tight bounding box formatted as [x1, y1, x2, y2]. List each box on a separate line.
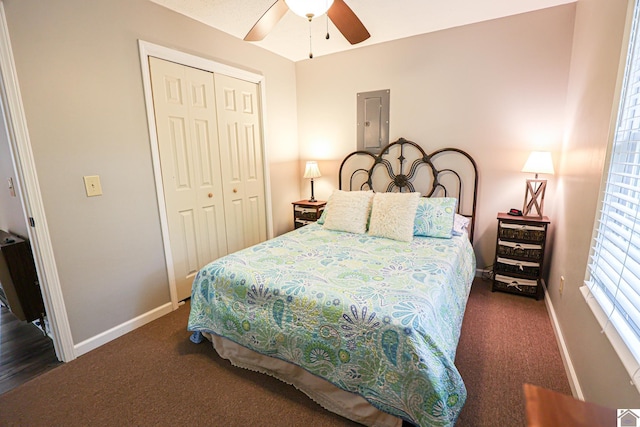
[549, 0, 640, 407]
[295, 5, 576, 269]
[3, 0, 300, 343]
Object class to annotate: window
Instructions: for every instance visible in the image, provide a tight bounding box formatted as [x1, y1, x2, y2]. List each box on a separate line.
[583, 0, 640, 390]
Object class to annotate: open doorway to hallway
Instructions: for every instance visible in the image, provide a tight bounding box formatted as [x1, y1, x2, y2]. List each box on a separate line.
[0, 96, 59, 393]
[0, 304, 59, 394]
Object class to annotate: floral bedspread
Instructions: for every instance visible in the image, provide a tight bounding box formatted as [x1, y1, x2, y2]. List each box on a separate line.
[188, 223, 476, 427]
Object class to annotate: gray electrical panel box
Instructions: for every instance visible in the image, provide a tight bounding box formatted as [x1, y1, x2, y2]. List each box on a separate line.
[357, 89, 390, 153]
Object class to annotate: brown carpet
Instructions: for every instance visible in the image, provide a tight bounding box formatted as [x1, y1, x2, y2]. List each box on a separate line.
[455, 279, 571, 426]
[0, 278, 571, 426]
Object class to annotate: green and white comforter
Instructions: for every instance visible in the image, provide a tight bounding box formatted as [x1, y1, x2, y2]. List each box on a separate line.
[188, 222, 476, 427]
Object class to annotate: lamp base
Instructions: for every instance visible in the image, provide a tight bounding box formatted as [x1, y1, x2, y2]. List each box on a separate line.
[308, 179, 316, 203]
[523, 179, 547, 218]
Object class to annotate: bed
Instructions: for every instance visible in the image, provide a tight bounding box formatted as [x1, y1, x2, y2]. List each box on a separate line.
[188, 138, 479, 427]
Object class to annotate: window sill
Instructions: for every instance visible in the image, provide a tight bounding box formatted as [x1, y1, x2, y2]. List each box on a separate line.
[580, 285, 640, 395]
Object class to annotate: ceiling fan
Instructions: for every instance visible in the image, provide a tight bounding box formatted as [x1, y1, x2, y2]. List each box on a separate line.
[244, 0, 370, 46]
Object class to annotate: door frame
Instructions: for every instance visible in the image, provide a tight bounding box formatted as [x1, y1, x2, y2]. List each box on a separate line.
[0, 2, 75, 362]
[138, 40, 274, 309]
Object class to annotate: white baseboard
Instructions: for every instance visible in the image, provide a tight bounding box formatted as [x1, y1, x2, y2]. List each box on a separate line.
[73, 302, 173, 357]
[544, 286, 584, 400]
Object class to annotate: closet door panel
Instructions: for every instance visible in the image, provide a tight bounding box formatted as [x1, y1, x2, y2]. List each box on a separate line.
[225, 198, 246, 253]
[215, 74, 267, 250]
[149, 57, 228, 301]
[178, 209, 199, 277]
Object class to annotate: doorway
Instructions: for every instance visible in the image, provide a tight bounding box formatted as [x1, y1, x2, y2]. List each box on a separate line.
[0, 98, 60, 393]
[0, 305, 60, 394]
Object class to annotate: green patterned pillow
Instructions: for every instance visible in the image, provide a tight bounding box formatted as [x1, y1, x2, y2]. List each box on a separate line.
[317, 207, 327, 224]
[413, 197, 457, 238]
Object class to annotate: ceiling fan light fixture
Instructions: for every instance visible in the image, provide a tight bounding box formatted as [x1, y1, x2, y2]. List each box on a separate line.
[285, 0, 334, 19]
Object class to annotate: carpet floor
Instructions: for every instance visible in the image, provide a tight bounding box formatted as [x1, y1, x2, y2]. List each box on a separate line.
[0, 278, 571, 426]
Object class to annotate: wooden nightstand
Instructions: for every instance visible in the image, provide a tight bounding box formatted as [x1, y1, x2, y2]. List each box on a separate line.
[292, 200, 326, 229]
[492, 213, 550, 300]
[524, 383, 615, 426]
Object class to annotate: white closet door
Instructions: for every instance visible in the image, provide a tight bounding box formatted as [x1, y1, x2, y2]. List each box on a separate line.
[149, 57, 228, 301]
[214, 73, 267, 253]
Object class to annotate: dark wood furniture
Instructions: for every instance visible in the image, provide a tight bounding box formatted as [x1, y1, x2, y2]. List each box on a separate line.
[492, 213, 550, 300]
[0, 230, 45, 323]
[524, 383, 616, 427]
[292, 200, 326, 229]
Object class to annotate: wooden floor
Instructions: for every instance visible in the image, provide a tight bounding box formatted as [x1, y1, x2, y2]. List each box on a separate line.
[0, 304, 60, 395]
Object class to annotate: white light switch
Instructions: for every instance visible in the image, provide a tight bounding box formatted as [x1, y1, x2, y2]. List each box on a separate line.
[83, 175, 103, 197]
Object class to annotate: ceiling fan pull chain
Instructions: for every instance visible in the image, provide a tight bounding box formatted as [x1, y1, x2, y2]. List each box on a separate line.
[326, 13, 330, 39]
[308, 14, 313, 59]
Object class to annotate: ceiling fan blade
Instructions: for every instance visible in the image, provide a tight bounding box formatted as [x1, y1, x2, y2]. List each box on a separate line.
[244, 0, 289, 42]
[327, 0, 370, 45]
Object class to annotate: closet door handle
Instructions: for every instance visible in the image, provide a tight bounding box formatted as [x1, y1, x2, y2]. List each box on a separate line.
[233, 188, 238, 193]
[208, 193, 213, 198]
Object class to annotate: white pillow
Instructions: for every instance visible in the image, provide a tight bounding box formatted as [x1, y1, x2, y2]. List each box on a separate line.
[322, 190, 374, 234]
[453, 214, 471, 236]
[368, 192, 421, 242]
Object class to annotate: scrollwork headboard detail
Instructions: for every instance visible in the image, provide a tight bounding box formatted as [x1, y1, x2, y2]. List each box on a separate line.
[338, 137, 479, 243]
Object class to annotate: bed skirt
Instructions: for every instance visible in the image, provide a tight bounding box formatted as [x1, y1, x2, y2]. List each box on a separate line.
[200, 332, 402, 427]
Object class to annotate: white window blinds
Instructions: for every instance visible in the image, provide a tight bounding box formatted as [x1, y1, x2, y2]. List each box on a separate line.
[584, 0, 640, 388]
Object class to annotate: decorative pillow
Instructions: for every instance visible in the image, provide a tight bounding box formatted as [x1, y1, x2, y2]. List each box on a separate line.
[322, 190, 374, 234]
[413, 197, 458, 238]
[368, 192, 421, 242]
[317, 205, 327, 224]
[452, 213, 471, 236]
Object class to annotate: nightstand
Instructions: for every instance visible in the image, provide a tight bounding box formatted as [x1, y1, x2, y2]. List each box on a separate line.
[292, 200, 326, 229]
[492, 213, 550, 300]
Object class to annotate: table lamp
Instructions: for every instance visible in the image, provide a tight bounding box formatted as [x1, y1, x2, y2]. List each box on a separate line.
[303, 161, 321, 202]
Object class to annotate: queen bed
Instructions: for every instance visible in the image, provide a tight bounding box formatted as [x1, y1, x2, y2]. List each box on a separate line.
[188, 138, 478, 427]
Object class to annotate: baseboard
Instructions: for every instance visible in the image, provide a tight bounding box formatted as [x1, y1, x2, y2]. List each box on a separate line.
[543, 286, 584, 400]
[73, 302, 173, 357]
[476, 267, 489, 278]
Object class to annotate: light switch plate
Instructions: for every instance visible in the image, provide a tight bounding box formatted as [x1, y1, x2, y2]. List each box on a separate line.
[83, 175, 103, 197]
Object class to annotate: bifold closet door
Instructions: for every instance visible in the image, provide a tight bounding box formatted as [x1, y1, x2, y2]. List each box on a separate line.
[149, 57, 228, 301]
[214, 73, 267, 253]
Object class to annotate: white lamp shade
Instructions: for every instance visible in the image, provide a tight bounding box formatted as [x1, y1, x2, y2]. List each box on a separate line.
[522, 151, 555, 175]
[303, 161, 321, 179]
[285, 0, 334, 18]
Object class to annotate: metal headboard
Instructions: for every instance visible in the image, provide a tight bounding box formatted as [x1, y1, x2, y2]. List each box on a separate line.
[338, 137, 479, 242]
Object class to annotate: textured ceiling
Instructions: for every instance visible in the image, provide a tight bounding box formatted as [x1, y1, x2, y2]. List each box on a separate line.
[149, 0, 576, 62]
